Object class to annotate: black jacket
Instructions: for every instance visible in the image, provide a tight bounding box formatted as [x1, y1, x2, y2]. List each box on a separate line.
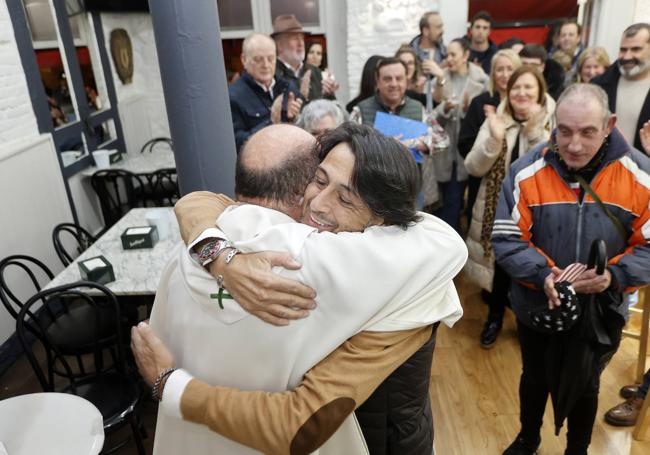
[458, 90, 500, 158]
[228, 71, 300, 152]
[276, 60, 326, 101]
[469, 39, 498, 74]
[592, 62, 650, 151]
[544, 58, 566, 101]
[355, 323, 439, 455]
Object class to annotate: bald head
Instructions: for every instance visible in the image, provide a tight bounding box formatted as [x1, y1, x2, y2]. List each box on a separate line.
[236, 125, 318, 219]
[241, 124, 315, 171]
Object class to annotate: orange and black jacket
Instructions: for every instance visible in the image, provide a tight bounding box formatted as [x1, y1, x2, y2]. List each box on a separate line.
[492, 128, 650, 327]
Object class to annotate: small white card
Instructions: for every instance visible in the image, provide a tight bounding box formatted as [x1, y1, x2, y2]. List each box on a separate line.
[82, 257, 106, 271]
[126, 227, 152, 235]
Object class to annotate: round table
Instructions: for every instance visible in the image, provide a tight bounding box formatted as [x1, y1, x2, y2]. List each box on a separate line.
[0, 393, 104, 455]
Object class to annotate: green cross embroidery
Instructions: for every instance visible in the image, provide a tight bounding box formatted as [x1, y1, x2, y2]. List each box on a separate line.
[210, 289, 234, 309]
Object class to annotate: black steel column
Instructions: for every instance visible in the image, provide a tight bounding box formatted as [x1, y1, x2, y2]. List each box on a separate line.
[147, 0, 236, 196]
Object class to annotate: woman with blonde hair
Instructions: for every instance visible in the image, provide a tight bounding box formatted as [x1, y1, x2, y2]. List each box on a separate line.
[459, 49, 522, 225]
[464, 66, 556, 348]
[576, 46, 610, 82]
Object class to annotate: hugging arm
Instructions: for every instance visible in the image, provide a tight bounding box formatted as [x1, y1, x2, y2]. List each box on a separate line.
[174, 192, 316, 324]
[132, 323, 433, 455]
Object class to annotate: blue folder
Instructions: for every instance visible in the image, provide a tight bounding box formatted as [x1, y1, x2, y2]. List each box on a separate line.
[373, 112, 428, 163]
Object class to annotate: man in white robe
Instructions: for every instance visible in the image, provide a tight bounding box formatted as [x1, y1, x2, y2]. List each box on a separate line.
[134, 124, 467, 454]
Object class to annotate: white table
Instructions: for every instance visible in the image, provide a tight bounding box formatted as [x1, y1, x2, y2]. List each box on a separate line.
[81, 149, 176, 177]
[45, 208, 181, 295]
[0, 393, 104, 455]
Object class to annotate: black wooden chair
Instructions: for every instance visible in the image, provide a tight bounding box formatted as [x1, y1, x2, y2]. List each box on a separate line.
[90, 169, 147, 231]
[140, 137, 173, 154]
[0, 255, 118, 379]
[16, 281, 146, 454]
[145, 168, 180, 207]
[52, 222, 97, 266]
[0, 255, 53, 321]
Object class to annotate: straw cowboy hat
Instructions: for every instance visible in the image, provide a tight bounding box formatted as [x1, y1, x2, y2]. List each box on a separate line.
[271, 14, 311, 37]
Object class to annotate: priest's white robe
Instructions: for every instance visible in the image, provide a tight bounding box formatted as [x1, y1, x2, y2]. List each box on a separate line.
[149, 206, 466, 454]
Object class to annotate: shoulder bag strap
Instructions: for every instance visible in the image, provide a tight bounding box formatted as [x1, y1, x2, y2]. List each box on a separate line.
[573, 174, 628, 241]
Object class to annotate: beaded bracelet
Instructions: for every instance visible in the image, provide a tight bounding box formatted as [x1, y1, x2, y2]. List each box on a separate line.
[151, 367, 177, 402]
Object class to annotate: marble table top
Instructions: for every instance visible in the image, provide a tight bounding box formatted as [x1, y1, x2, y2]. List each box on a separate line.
[81, 150, 176, 177]
[45, 208, 181, 295]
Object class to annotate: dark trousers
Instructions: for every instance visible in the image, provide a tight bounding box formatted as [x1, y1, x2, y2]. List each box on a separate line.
[516, 320, 618, 454]
[433, 167, 467, 235]
[639, 368, 650, 398]
[484, 263, 511, 322]
[465, 175, 481, 220]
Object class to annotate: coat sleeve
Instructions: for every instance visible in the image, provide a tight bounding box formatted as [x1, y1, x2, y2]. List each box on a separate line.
[177, 326, 432, 455]
[173, 192, 236, 244]
[491, 164, 555, 289]
[464, 118, 502, 177]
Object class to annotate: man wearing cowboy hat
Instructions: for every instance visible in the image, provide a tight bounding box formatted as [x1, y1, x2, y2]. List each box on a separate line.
[272, 14, 337, 102]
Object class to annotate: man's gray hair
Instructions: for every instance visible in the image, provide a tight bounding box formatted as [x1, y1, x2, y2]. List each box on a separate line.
[623, 23, 650, 42]
[295, 100, 347, 133]
[555, 83, 612, 126]
[242, 32, 275, 56]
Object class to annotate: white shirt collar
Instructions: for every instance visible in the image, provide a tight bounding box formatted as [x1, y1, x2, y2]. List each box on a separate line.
[254, 78, 276, 97]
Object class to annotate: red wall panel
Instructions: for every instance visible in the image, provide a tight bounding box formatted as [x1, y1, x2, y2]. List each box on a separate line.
[469, 0, 578, 22]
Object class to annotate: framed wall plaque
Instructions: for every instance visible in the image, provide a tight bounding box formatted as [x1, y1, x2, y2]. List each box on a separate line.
[110, 28, 133, 84]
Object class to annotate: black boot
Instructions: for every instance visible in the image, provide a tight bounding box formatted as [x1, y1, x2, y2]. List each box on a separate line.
[503, 433, 541, 455]
[480, 313, 503, 349]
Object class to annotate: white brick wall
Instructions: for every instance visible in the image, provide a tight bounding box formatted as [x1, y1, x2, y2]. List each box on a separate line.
[101, 13, 170, 141]
[345, 0, 468, 101]
[634, 0, 650, 22]
[0, 1, 39, 147]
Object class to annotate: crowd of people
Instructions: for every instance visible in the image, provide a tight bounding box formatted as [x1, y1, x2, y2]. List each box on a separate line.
[130, 10, 650, 455]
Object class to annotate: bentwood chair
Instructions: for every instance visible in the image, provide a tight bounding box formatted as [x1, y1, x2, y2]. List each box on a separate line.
[145, 168, 180, 207]
[0, 255, 53, 321]
[0, 255, 117, 380]
[16, 282, 146, 454]
[52, 222, 97, 266]
[91, 169, 147, 231]
[139, 137, 173, 154]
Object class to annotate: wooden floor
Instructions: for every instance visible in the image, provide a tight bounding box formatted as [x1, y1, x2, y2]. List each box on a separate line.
[1, 273, 649, 454]
[430, 274, 650, 455]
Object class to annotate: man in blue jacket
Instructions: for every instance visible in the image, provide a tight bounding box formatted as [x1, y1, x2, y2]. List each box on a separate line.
[229, 33, 303, 152]
[493, 83, 650, 455]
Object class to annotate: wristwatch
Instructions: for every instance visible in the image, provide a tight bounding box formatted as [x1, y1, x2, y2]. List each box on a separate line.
[436, 77, 446, 86]
[196, 238, 232, 267]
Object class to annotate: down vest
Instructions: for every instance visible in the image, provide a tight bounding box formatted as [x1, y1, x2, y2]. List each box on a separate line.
[463, 95, 555, 291]
[355, 323, 440, 455]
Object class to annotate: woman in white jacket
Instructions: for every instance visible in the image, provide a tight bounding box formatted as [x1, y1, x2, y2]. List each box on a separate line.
[464, 66, 556, 348]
